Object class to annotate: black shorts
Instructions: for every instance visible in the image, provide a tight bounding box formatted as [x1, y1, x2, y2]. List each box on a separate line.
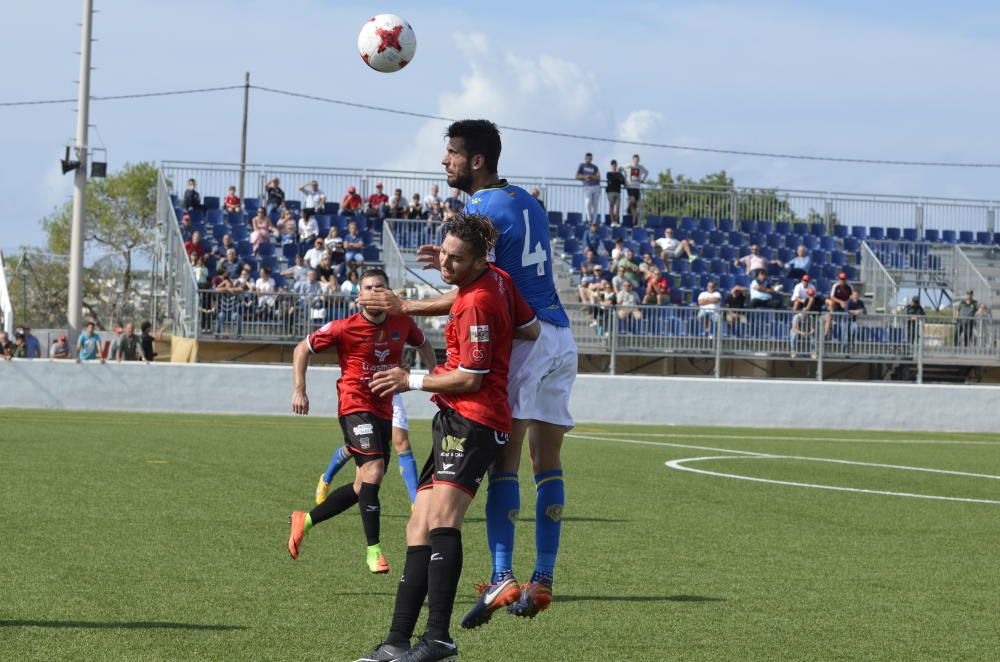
[417, 408, 509, 498]
[339, 412, 392, 467]
[626, 187, 641, 201]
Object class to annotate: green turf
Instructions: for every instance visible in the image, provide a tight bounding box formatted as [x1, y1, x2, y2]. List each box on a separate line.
[2, 409, 1000, 661]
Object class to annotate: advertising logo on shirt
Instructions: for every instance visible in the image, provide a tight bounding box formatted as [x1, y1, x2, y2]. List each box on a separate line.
[469, 325, 490, 343]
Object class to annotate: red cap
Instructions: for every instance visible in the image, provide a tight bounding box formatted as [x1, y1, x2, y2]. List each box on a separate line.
[182, 213, 191, 220]
[806, 288, 815, 296]
[348, 186, 356, 193]
[802, 275, 810, 281]
[838, 272, 847, 280]
[58, 335, 67, 342]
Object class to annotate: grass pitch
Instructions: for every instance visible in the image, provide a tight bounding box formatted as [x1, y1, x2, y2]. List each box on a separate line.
[2, 409, 1000, 661]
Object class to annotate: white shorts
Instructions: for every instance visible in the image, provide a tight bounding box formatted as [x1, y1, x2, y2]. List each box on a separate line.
[392, 393, 408, 431]
[508, 322, 577, 428]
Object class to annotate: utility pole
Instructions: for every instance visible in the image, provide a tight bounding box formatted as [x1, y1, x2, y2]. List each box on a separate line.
[68, 0, 94, 348]
[238, 72, 249, 203]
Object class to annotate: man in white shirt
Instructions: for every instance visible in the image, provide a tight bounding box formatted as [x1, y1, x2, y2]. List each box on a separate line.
[255, 267, 277, 311]
[791, 274, 812, 310]
[424, 184, 441, 212]
[654, 227, 697, 264]
[624, 154, 648, 221]
[298, 180, 327, 216]
[298, 214, 319, 246]
[303, 238, 328, 269]
[697, 280, 723, 334]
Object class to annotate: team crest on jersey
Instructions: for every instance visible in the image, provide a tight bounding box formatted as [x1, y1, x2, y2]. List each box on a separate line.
[441, 435, 466, 453]
[470, 197, 481, 204]
[374, 348, 390, 362]
[391, 331, 401, 341]
[353, 423, 374, 436]
[469, 325, 490, 343]
[471, 347, 485, 363]
[359, 437, 371, 450]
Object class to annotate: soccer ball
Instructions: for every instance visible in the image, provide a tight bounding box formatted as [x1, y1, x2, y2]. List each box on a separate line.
[357, 14, 416, 73]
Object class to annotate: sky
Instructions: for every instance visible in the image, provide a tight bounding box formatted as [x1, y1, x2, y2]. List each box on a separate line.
[2, 0, 1000, 255]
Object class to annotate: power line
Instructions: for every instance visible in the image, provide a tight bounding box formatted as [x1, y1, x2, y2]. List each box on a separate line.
[0, 85, 243, 107]
[250, 85, 1000, 169]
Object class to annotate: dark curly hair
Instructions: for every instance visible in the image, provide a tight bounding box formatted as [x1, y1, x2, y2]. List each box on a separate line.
[445, 119, 501, 174]
[441, 212, 498, 259]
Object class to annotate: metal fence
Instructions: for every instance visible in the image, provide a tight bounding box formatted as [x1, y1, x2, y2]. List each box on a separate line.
[161, 161, 1000, 235]
[0, 249, 13, 333]
[157, 171, 198, 338]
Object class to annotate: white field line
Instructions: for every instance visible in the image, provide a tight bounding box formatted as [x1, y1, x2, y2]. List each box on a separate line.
[664, 455, 1000, 506]
[573, 431, 1000, 446]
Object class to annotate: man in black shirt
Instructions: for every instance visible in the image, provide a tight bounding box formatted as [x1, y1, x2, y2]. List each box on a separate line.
[140, 321, 157, 363]
[182, 179, 202, 211]
[606, 160, 625, 226]
[905, 296, 926, 346]
[265, 177, 286, 216]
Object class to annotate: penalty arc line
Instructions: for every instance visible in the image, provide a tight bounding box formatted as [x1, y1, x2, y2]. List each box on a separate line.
[664, 455, 1000, 506]
[574, 431, 1000, 447]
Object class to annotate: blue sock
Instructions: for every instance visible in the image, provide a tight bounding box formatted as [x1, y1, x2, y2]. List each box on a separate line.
[322, 446, 352, 484]
[485, 472, 519, 584]
[533, 469, 564, 585]
[397, 450, 419, 504]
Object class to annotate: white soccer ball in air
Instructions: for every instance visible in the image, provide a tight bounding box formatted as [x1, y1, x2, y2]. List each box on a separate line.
[358, 14, 416, 73]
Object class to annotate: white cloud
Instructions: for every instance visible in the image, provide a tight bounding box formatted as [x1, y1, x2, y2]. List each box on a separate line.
[616, 110, 665, 144]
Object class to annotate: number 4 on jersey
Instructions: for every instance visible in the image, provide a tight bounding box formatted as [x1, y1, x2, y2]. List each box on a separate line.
[521, 209, 547, 276]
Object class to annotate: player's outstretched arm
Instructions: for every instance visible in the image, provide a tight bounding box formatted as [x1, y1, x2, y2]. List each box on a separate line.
[370, 366, 482, 397]
[291, 339, 311, 415]
[358, 287, 457, 317]
[416, 339, 437, 371]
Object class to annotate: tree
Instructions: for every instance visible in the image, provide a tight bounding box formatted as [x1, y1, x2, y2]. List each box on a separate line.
[38, 162, 159, 329]
[641, 168, 799, 223]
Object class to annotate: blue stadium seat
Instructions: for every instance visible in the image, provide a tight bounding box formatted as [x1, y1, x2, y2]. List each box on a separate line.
[571, 253, 585, 270]
[868, 226, 885, 240]
[843, 237, 860, 252]
[777, 247, 793, 263]
[681, 217, 698, 232]
[820, 236, 836, 251]
[775, 221, 791, 235]
[282, 243, 299, 263]
[315, 215, 331, 237]
[942, 229, 957, 243]
[792, 223, 809, 236]
[710, 258, 726, 275]
[244, 197, 260, 212]
[237, 240, 252, 257]
[708, 231, 725, 246]
[690, 259, 707, 274]
[260, 256, 280, 272]
[257, 242, 275, 258]
[903, 228, 918, 242]
[563, 238, 580, 254]
[885, 227, 901, 241]
[547, 211, 563, 226]
[206, 209, 224, 225]
[574, 225, 586, 239]
[719, 274, 735, 290]
[810, 249, 826, 264]
[700, 245, 718, 259]
[766, 234, 782, 249]
[699, 218, 715, 232]
[690, 230, 707, 245]
[976, 232, 993, 245]
[661, 215, 677, 230]
[727, 231, 745, 246]
[318, 202, 337, 215]
[994, 233, 1000, 245]
[757, 221, 773, 235]
[285, 200, 301, 212]
[720, 245, 739, 261]
[673, 260, 691, 274]
[924, 229, 940, 242]
[363, 245, 381, 262]
[831, 250, 846, 265]
[211, 224, 227, 240]
[833, 224, 848, 239]
[243, 256, 258, 271]
[718, 218, 734, 232]
[959, 230, 974, 244]
[557, 225, 574, 240]
[184, 209, 205, 224]
[740, 220, 758, 234]
[226, 211, 244, 225]
[566, 212, 583, 225]
[645, 215, 663, 231]
[203, 196, 220, 210]
[802, 235, 819, 250]
[851, 226, 867, 240]
[810, 223, 827, 236]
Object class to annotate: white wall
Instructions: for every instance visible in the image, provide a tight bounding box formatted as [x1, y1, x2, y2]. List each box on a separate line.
[1, 359, 998, 433]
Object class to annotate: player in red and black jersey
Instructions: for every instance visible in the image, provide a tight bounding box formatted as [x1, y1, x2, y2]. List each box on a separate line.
[354, 215, 539, 662]
[286, 268, 435, 575]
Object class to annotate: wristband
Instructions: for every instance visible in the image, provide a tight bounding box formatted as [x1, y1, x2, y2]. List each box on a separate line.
[408, 374, 424, 391]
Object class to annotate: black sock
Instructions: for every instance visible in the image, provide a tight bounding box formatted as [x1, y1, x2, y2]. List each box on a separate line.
[424, 527, 462, 642]
[358, 482, 382, 546]
[308, 483, 358, 525]
[386, 545, 432, 648]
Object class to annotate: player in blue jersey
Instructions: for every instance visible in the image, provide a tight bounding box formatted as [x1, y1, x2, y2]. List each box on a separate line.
[359, 119, 577, 629]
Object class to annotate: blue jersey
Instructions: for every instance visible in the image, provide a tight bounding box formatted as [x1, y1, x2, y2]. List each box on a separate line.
[464, 181, 569, 327]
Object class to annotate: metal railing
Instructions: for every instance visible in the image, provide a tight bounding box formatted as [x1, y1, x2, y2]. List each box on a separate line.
[161, 161, 1000, 234]
[381, 221, 409, 295]
[157, 171, 199, 338]
[196, 288, 355, 340]
[859, 243, 899, 312]
[0, 249, 13, 333]
[953, 246, 992, 306]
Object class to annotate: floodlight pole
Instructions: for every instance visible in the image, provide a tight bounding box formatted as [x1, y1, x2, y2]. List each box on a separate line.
[238, 72, 249, 203]
[68, 0, 94, 347]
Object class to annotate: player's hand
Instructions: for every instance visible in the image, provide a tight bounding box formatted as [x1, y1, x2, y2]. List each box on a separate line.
[358, 287, 405, 315]
[291, 390, 310, 416]
[416, 244, 441, 270]
[370, 367, 409, 397]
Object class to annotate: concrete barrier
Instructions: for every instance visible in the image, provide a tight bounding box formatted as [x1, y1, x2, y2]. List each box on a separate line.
[1, 359, 998, 433]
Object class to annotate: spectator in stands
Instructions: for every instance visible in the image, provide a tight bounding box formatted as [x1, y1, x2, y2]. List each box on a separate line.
[294, 268, 326, 326]
[282, 253, 309, 285]
[387, 188, 407, 218]
[179, 213, 195, 241]
[224, 185, 241, 213]
[191, 254, 209, 289]
[304, 238, 328, 269]
[341, 186, 363, 216]
[324, 226, 345, 263]
[10, 330, 27, 358]
[725, 285, 749, 328]
[0, 331, 12, 360]
[425, 184, 441, 211]
[182, 178, 202, 211]
[341, 269, 361, 313]
[255, 266, 277, 317]
[106, 323, 123, 359]
[214, 234, 236, 259]
[617, 280, 643, 322]
[116, 322, 141, 361]
[655, 227, 697, 265]
[406, 193, 424, 219]
[530, 188, 545, 211]
[789, 309, 814, 357]
[749, 270, 781, 309]
[905, 296, 925, 345]
[592, 263, 612, 286]
[735, 245, 780, 280]
[582, 222, 603, 255]
[954, 290, 978, 346]
[844, 290, 867, 351]
[611, 238, 626, 262]
[50, 335, 70, 360]
[213, 273, 243, 338]
[975, 303, 993, 347]
[278, 215, 298, 246]
[298, 212, 319, 250]
[223, 248, 243, 279]
[612, 266, 629, 294]
[76, 321, 103, 363]
[20, 325, 40, 358]
[624, 154, 648, 222]
[577, 264, 598, 304]
[803, 287, 824, 313]
[343, 221, 365, 267]
[639, 252, 659, 277]
[595, 279, 617, 330]
[315, 253, 337, 286]
[298, 180, 327, 218]
[444, 188, 463, 219]
[367, 182, 389, 219]
[140, 321, 157, 363]
[606, 159, 625, 226]
[617, 249, 642, 287]
[250, 208, 276, 255]
[184, 230, 207, 260]
[791, 274, 811, 310]
[264, 177, 286, 216]
[785, 245, 811, 280]
[235, 263, 255, 292]
[426, 198, 444, 222]
[697, 281, 722, 334]
[579, 249, 599, 273]
[824, 272, 853, 337]
[643, 266, 670, 305]
[576, 152, 601, 224]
